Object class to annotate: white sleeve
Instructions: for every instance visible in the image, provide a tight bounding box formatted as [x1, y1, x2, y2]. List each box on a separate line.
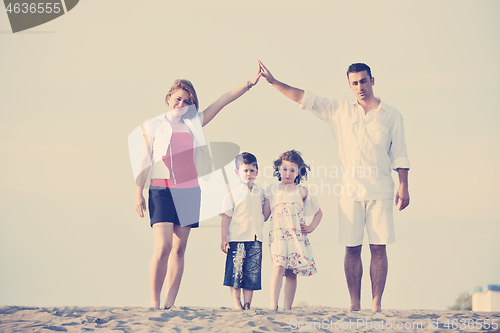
[300, 90, 340, 125]
[389, 111, 411, 170]
[220, 192, 234, 217]
[128, 119, 156, 182]
[303, 188, 320, 216]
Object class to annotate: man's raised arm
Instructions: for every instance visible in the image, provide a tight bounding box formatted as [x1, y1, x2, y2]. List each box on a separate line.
[259, 61, 304, 104]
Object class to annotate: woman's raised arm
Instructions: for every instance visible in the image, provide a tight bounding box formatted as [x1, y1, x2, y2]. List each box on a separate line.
[201, 64, 262, 126]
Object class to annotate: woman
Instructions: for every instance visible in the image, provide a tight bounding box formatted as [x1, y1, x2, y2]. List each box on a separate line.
[133, 67, 261, 309]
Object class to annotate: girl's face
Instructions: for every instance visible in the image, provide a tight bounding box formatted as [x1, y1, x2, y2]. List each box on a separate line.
[279, 160, 299, 185]
[166, 89, 193, 113]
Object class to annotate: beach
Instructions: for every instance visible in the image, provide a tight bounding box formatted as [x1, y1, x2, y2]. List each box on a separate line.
[1, 305, 499, 332]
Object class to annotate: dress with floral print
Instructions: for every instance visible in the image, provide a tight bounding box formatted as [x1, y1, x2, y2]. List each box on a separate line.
[266, 184, 319, 276]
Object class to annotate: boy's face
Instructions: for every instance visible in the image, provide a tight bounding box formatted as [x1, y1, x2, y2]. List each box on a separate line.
[235, 163, 258, 186]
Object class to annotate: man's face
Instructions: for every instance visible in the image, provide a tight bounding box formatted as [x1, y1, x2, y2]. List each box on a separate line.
[348, 70, 374, 101]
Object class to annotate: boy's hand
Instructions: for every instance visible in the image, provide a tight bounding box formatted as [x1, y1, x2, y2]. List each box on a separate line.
[301, 224, 316, 234]
[221, 239, 230, 254]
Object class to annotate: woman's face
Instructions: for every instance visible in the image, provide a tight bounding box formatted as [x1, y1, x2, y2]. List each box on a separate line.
[166, 89, 193, 112]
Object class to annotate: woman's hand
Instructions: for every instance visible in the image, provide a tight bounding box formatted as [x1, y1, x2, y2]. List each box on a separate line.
[135, 193, 146, 218]
[249, 62, 263, 86]
[202, 63, 264, 126]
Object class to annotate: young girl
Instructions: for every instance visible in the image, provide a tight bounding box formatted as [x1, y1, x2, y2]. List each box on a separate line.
[131, 67, 262, 309]
[264, 150, 323, 311]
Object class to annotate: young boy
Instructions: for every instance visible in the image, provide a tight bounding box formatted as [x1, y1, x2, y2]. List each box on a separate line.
[220, 152, 265, 310]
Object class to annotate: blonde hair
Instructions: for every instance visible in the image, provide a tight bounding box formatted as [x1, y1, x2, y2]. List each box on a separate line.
[165, 79, 199, 112]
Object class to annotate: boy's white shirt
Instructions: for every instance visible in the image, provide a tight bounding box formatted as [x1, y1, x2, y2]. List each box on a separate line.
[221, 182, 265, 242]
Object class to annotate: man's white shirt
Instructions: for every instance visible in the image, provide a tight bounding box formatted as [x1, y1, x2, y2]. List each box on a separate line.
[300, 91, 410, 201]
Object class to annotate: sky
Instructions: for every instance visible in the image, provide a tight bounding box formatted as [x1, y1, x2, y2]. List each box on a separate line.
[0, 0, 499, 311]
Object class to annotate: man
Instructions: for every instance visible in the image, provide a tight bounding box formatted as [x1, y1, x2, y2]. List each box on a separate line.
[258, 61, 410, 312]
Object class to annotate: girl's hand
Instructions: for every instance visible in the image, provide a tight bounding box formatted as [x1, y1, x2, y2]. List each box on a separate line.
[258, 60, 276, 84]
[135, 193, 146, 218]
[301, 223, 316, 234]
[249, 63, 262, 86]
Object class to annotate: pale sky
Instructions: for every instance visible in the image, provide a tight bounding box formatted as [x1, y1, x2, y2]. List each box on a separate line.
[1, 0, 499, 311]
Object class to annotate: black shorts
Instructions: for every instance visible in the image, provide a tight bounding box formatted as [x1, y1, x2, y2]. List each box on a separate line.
[148, 186, 200, 228]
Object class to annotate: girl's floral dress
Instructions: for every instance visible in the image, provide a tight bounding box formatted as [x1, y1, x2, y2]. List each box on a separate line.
[266, 183, 320, 276]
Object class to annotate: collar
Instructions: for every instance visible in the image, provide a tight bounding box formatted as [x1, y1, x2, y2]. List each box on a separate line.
[236, 182, 255, 192]
[350, 97, 386, 113]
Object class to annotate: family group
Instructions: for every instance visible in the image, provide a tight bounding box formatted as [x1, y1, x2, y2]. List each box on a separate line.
[130, 61, 410, 313]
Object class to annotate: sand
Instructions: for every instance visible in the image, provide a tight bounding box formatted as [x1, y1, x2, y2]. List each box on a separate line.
[1, 305, 499, 332]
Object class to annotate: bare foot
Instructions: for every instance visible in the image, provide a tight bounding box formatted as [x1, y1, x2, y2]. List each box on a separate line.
[371, 299, 382, 313]
[348, 304, 361, 311]
[150, 301, 160, 309]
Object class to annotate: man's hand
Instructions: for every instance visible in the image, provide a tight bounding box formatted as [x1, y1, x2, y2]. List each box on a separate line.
[257, 60, 304, 104]
[395, 185, 410, 211]
[258, 60, 276, 84]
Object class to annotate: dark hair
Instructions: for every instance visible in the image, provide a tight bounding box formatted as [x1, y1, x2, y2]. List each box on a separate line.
[165, 79, 199, 119]
[347, 63, 372, 80]
[273, 150, 310, 184]
[235, 152, 258, 170]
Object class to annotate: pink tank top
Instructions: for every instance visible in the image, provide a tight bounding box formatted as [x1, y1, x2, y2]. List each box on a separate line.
[150, 132, 199, 188]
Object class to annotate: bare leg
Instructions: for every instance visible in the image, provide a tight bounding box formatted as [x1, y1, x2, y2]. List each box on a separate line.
[149, 223, 174, 308]
[345, 245, 362, 311]
[269, 266, 285, 310]
[242, 289, 253, 310]
[283, 269, 297, 311]
[163, 225, 191, 308]
[369, 244, 387, 313]
[230, 287, 243, 310]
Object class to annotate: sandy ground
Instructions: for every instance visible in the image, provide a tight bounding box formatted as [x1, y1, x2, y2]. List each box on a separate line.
[1, 305, 499, 332]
